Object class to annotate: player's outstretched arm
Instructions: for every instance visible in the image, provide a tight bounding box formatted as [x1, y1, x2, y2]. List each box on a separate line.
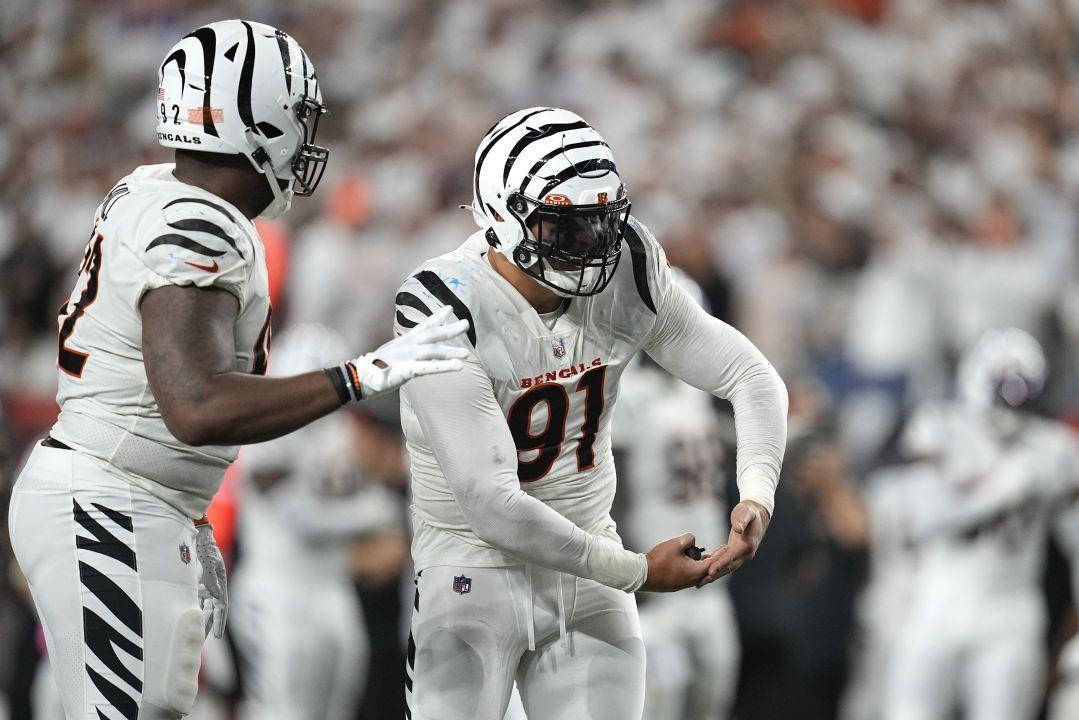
[404, 361, 710, 593]
[645, 280, 788, 583]
[141, 286, 467, 446]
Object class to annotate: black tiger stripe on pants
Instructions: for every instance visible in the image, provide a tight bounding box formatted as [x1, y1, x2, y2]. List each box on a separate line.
[8, 443, 206, 720]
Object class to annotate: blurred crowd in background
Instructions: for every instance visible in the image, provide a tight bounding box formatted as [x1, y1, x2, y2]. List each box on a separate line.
[2, 0, 1079, 719]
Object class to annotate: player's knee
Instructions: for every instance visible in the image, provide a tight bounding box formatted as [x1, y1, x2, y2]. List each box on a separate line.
[415, 627, 490, 719]
[142, 608, 204, 717]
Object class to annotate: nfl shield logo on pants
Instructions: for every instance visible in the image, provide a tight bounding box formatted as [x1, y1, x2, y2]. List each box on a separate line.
[552, 338, 566, 358]
[179, 543, 191, 565]
[453, 574, 472, 594]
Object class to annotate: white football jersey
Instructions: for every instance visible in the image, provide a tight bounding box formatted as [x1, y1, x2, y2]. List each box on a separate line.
[395, 217, 672, 571]
[612, 362, 727, 552]
[860, 462, 938, 624]
[912, 407, 1079, 597]
[51, 163, 270, 518]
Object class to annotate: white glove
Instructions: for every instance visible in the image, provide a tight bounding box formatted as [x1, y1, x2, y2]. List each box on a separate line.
[195, 522, 228, 638]
[334, 305, 470, 401]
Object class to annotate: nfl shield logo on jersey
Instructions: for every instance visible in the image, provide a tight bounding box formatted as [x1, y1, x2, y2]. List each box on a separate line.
[552, 338, 567, 358]
[179, 543, 191, 565]
[452, 574, 472, 594]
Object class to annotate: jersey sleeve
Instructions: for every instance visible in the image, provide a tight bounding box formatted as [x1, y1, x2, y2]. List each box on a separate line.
[634, 219, 788, 516]
[130, 196, 252, 308]
[392, 269, 477, 353]
[623, 217, 675, 326]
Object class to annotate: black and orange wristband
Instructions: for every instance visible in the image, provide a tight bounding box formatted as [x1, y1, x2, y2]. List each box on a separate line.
[326, 362, 362, 403]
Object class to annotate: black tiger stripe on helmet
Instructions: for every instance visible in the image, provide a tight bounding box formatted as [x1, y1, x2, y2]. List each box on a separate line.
[516, 139, 609, 197]
[236, 21, 258, 136]
[473, 107, 553, 206]
[183, 26, 219, 138]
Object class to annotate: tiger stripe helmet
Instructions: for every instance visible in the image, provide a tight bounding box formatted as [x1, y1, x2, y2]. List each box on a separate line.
[156, 19, 329, 218]
[469, 107, 631, 297]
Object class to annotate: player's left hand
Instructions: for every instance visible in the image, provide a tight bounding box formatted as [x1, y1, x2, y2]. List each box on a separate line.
[346, 306, 471, 400]
[195, 522, 228, 638]
[699, 501, 770, 587]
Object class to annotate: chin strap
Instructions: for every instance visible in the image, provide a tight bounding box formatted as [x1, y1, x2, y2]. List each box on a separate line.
[460, 201, 489, 229]
[243, 128, 292, 219]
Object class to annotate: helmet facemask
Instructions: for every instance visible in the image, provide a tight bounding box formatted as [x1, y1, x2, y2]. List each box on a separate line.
[249, 94, 328, 218]
[505, 189, 630, 297]
[290, 95, 329, 196]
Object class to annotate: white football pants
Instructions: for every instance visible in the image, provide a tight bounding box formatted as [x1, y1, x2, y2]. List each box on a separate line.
[406, 564, 645, 720]
[9, 443, 207, 720]
[230, 567, 367, 720]
[884, 590, 1045, 720]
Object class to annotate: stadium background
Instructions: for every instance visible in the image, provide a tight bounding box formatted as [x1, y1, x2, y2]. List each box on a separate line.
[1, 0, 1078, 718]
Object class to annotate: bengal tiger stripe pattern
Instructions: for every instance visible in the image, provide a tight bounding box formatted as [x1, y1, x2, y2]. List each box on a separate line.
[73, 497, 144, 720]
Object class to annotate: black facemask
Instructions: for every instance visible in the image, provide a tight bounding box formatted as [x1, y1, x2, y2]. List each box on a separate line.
[291, 96, 329, 196]
[507, 191, 630, 297]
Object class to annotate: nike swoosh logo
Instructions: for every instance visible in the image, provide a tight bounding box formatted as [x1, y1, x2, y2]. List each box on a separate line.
[185, 259, 219, 273]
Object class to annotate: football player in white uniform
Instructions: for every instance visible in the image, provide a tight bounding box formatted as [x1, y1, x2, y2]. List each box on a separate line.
[612, 317, 741, 720]
[6, 20, 466, 720]
[394, 107, 788, 720]
[229, 324, 403, 720]
[840, 460, 937, 720]
[884, 328, 1079, 720]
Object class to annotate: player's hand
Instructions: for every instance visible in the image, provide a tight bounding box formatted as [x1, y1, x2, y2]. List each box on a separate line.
[340, 306, 470, 401]
[195, 522, 228, 638]
[700, 501, 770, 586]
[640, 532, 710, 592]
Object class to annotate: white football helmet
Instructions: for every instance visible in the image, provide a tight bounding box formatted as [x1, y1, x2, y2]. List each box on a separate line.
[958, 327, 1046, 411]
[156, 19, 328, 218]
[468, 107, 630, 297]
